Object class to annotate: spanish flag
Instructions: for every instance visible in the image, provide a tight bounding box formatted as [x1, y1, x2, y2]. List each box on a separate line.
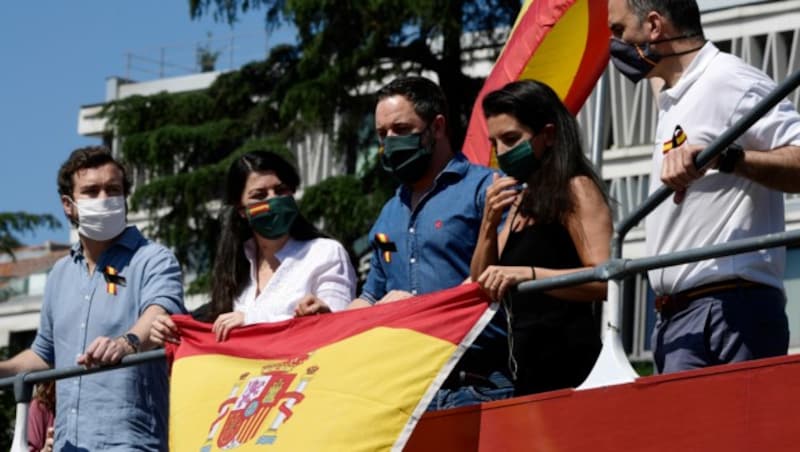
[167, 284, 496, 451]
[463, 0, 610, 166]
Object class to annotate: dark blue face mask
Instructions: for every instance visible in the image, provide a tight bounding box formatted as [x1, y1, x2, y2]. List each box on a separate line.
[609, 38, 661, 83]
[609, 34, 705, 83]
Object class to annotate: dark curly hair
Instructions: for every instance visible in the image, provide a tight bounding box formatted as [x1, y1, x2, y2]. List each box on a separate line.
[57, 146, 132, 198]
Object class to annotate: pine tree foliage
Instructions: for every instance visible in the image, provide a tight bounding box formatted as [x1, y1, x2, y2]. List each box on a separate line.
[301, 172, 394, 258]
[188, 0, 520, 151]
[103, 45, 387, 291]
[103, 47, 300, 286]
[0, 213, 61, 259]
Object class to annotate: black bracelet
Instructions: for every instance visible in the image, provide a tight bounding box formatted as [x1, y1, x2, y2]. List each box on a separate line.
[717, 143, 744, 173]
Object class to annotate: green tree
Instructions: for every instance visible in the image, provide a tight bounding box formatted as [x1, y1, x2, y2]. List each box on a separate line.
[188, 0, 520, 156]
[105, 45, 387, 291]
[0, 213, 61, 258]
[104, 47, 299, 291]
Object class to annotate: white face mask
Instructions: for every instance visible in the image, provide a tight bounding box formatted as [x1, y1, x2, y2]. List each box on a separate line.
[72, 196, 127, 241]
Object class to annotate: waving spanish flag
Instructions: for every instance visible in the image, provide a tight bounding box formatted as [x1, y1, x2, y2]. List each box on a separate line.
[463, 0, 610, 166]
[166, 284, 495, 451]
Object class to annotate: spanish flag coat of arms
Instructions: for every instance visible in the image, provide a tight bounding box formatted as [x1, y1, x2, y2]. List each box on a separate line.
[166, 284, 496, 451]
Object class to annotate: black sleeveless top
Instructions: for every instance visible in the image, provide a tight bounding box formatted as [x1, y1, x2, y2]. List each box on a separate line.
[499, 222, 601, 396]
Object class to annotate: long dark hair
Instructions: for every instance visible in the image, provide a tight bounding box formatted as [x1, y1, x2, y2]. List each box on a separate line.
[207, 151, 326, 321]
[482, 80, 608, 224]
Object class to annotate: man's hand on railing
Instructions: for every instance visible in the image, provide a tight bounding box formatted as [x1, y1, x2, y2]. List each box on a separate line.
[76, 336, 135, 367]
[661, 142, 710, 204]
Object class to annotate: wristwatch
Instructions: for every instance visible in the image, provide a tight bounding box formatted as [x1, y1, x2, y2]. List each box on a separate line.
[119, 333, 141, 353]
[717, 143, 744, 173]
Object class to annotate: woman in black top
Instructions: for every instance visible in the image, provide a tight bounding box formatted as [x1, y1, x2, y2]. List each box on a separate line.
[470, 80, 612, 396]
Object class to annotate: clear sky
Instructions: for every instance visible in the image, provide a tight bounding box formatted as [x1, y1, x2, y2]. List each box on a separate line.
[0, 1, 293, 246]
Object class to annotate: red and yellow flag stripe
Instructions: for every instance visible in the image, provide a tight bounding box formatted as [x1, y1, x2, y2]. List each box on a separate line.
[464, 0, 610, 166]
[246, 201, 271, 216]
[167, 284, 496, 451]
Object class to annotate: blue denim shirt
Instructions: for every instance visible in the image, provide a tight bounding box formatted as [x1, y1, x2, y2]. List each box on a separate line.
[360, 153, 508, 361]
[32, 226, 185, 451]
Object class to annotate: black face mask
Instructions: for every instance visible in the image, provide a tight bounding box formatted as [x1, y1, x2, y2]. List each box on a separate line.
[609, 34, 704, 83]
[380, 128, 434, 185]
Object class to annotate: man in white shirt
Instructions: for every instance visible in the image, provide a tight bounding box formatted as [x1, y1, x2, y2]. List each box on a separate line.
[608, 0, 800, 373]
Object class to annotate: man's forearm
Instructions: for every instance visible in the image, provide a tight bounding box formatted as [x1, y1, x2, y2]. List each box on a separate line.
[0, 349, 49, 377]
[132, 305, 169, 351]
[736, 146, 800, 192]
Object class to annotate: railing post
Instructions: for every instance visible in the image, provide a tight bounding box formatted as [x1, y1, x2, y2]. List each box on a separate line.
[579, 260, 638, 389]
[10, 373, 33, 452]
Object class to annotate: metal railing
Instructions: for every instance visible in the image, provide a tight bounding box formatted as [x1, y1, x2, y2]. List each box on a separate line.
[4, 68, 800, 452]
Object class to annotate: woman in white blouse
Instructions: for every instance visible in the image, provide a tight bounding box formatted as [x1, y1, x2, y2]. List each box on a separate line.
[151, 151, 356, 343]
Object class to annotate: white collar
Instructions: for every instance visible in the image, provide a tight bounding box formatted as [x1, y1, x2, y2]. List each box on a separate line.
[243, 236, 299, 269]
[658, 41, 719, 107]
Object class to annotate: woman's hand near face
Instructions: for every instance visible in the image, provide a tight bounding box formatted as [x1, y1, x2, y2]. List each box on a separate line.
[212, 311, 246, 342]
[150, 313, 181, 346]
[294, 294, 332, 317]
[484, 173, 521, 228]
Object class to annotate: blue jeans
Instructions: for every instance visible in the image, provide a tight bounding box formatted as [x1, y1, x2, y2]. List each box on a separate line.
[653, 284, 789, 374]
[427, 371, 514, 411]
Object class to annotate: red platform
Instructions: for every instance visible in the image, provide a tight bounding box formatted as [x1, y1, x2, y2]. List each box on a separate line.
[406, 355, 800, 451]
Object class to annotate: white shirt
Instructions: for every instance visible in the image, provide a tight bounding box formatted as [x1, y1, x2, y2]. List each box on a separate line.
[234, 237, 356, 324]
[645, 42, 800, 295]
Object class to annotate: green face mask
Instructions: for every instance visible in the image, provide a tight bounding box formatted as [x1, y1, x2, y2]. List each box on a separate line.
[380, 130, 433, 184]
[497, 140, 539, 181]
[244, 195, 299, 239]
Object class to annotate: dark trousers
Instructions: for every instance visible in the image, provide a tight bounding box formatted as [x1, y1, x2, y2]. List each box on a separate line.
[653, 284, 789, 374]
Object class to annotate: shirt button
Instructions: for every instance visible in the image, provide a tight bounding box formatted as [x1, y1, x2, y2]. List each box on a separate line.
[409, 227, 415, 234]
[80, 323, 86, 329]
[71, 408, 76, 414]
[412, 290, 418, 295]
[410, 258, 416, 264]
[84, 295, 90, 301]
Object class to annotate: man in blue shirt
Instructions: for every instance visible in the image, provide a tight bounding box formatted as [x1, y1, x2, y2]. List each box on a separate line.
[350, 77, 512, 409]
[0, 147, 185, 451]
